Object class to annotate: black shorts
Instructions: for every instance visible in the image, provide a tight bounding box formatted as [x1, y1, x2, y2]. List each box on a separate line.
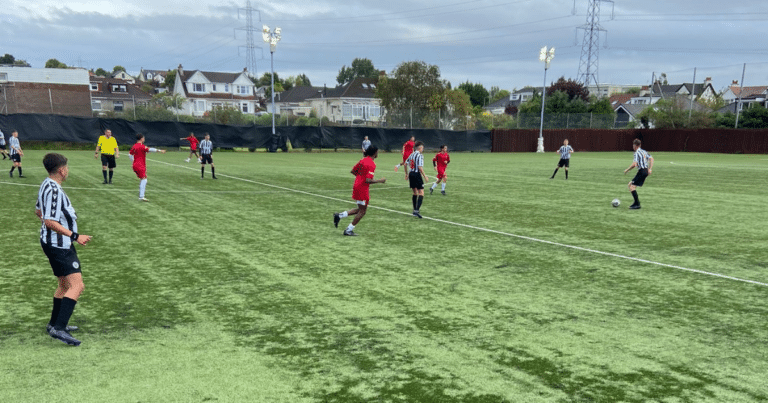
[0, 143, 6, 150]
[631, 168, 649, 187]
[11, 153, 21, 163]
[558, 158, 570, 168]
[201, 154, 213, 164]
[41, 240, 82, 277]
[101, 154, 117, 169]
[409, 170, 424, 189]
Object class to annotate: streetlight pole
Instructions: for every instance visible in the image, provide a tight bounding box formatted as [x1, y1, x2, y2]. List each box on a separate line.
[262, 25, 282, 136]
[537, 46, 555, 153]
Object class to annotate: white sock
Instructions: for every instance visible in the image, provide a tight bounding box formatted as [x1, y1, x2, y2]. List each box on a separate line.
[139, 178, 147, 198]
[339, 211, 348, 219]
[431, 183, 436, 189]
[346, 224, 355, 231]
[441, 183, 446, 191]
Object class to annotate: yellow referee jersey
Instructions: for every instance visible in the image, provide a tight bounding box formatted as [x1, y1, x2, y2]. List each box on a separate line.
[97, 136, 118, 155]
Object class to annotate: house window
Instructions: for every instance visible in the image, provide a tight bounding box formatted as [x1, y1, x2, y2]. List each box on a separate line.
[237, 85, 250, 95]
[368, 105, 380, 119]
[111, 85, 127, 92]
[90, 83, 98, 91]
[241, 103, 249, 113]
[342, 103, 352, 119]
[113, 101, 124, 112]
[352, 104, 363, 119]
[212, 84, 217, 92]
[194, 83, 205, 92]
[225, 84, 229, 92]
[92, 100, 102, 110]
[0, 72, 8, 81]
[196, 100, 206, 112]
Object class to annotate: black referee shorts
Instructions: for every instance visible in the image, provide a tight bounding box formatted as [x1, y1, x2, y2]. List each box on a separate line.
[409, 170, 424, 189]
[101, 154, 116, 169]
[41, 240, 82, 277]
[557, 158, 570, 168]
[11, 153, 21, 163]
[0, 143, 6, 150]
[631, 168, 649, 187]
[201, 154, 213, 164]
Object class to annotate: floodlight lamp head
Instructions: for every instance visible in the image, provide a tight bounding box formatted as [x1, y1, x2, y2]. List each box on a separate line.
[548, 48, 555, 60]
[262, 25, 270, 42]
[539, 46, 547, 61]
[275, 27, 282, 40]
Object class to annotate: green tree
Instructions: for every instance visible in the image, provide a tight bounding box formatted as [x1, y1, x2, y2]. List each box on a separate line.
[457, 81, 490, 107]
[547, 77, 589, 102]
[738, 104, 768, 128]
[636, 97, 712, 129]
[113, 65, 126, 73]
[490, 88, 511, 103]
[336, 58, 377, 85]
[94, 68, 110, 77]
[0, 54, 15, 64]
[45, 59, 68, 68]
[164, 70, 177, 90]
[587, 98, 614, 114]
[376, 61, 447, 128]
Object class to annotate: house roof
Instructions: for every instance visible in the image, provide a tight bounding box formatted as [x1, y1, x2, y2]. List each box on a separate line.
[609, 93, 634, 107]
[649, 83, 713, 97]
[275, 78, 379, 103]
[89, 76, 153, 100]
[728, 85, 767, 98]
[181, 70, 244, 84]
[615, 104, 647, 117]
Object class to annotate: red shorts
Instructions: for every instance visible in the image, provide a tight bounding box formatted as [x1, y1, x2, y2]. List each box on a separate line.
[352, 186, 370, 204]
[133, 165, 147, 179]
[436, 168, 446, 180]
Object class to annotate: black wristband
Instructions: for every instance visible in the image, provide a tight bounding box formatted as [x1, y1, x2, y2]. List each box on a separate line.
[70, 232, 79, 241]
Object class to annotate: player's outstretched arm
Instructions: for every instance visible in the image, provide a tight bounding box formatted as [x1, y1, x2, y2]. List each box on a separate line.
[44, 219, 92, 245]
[648, 156, 654, 174]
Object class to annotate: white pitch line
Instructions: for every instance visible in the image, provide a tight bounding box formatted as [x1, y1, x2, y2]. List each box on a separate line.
[147, 159, 768, 288]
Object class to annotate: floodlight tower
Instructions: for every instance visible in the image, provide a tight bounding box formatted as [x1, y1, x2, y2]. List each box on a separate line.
[263, 25, 282, 135]
[538, 46, 555, 153]
[575, 0, 614, 93]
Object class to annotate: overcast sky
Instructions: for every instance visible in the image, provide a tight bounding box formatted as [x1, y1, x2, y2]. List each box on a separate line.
[3, 0, 768, 94]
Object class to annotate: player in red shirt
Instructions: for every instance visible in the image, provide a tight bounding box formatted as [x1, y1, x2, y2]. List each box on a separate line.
[333, 146, 387, 236]
[430, 145, 450, 195]
[394, 136, 415, 179]
[130, 133, 166, 202]
[181, 133, 200, 163]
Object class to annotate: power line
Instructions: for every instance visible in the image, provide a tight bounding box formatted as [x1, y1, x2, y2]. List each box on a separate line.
[235, 0, 262, 78]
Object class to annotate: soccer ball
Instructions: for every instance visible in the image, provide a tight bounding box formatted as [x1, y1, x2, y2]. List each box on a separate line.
[612, 198, 620, 208]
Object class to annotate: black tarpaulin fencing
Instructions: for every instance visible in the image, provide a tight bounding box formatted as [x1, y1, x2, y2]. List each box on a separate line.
[0, 114, 492, 152]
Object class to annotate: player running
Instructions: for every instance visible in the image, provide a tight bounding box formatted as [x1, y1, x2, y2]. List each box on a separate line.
[624, 138, 654, 210]
[394, 136, 415, 179]
[333, 146, 387, 236]
[550, 139, 574, 180]
[429, 145, 450, 195]
[129, 134, 166, 202]
[181, 132, 201, 163]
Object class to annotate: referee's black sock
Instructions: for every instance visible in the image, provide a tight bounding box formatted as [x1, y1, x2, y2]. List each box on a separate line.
[211, 167, 215, 177]
[10, 166, 15, 174]
[565, 170, 568, 179]
[18, 167, 22, 176]
[417, 195, 423, 210]
[201, 166, 205, 177]
[54, 297, 77, 331]
[102, 170, 107, 181]
[412, 195, 417, 210]
[108, 170, 113, 182]
[551, 168, 558, 178]
[631, 190, 639, 205]
[49, 297, 62, 327]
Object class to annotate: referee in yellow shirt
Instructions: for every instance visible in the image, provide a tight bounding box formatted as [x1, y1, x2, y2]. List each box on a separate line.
[94, 129, 119, 184]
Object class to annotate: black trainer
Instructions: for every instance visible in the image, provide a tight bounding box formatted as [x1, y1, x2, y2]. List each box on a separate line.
[212, 176, 217, 179]
[343, 229, 358, 236]
[413, 211, 422, 219]
[629, 204, 641, 210]
[48, 328, 81, 346]
[18, 175, 25, 178]
[333, 213, 341, 228]
[102, 180, 108, 184]
[47, 324, 78, 333]
[429, 187, 433, 195]
[441, 191, 446, 195]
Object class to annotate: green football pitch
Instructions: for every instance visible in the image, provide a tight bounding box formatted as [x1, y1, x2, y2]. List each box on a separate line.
[1, 150, 766, 402]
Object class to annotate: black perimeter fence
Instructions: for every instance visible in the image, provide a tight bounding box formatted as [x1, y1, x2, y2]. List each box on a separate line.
[0, 114, 492, 152]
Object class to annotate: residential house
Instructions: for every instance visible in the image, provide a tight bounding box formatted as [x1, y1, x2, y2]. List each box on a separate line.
[643, 77, 717, 102]
[482, 87, 540, 115]
[173, 65, 259, 117]
[89, 74, 154, 116]
[0, 66, 91, 116]
[111, 70, 135, 84]
[137, 68, 170, 93]
[720, 81, 768, 113]
[273, 78, 382, 125]
[586, 83, 643, 99]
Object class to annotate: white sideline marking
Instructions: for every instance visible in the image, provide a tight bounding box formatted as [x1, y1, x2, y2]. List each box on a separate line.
[149, 158, 768, 288]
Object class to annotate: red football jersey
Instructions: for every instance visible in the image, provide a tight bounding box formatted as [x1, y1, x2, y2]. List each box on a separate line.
[433, 152, 450, 168]
[186, 135, 199, 149]
[351, 156, 376, 200]
[130, 143, 149, 169]
[402, 140, 414, 157]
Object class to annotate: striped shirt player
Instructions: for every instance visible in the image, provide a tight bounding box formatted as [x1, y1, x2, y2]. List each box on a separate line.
[36, 153, 93, 346]
[0, 128, 9, 160]
[550, 139, 574, 180]
[624, 138, 654, 209]
[199, 133, 217, 179]
[405, 141, 428, 218]
[8, 130, 24, 177]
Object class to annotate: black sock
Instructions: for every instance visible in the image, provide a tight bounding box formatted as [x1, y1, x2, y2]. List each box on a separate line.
[102, 170, 107, 181]
[211, 167, 215, 176]
[54, 297, 77, 331]
[417, 195, 423, 210]
[412, 194, 417, 210]
[551, 168, 558, 177]
[201, 166, 205, 177]
[108, 170, 113, 182]
[565, 170, 568, 179]
[49, 297, 62, 326]
[631, 190, 639, 205]
[18, 167, 22, 176]
[10, 166, 15, 174]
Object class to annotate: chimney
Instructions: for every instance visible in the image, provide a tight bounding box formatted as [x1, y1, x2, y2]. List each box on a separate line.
[178, 64, 184, 76]
[732, 80, 739, 85]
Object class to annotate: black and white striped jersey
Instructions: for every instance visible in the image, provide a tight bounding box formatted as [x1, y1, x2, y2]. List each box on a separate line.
[634, 148, 652, 169]
[406, 150, 424, 172]
[36, 178, 78, 249]
[199, 139, 213, 155]
[0, 130, 5, 146]
[558, 145, 573, 159]
[9, 136, 20, 155]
